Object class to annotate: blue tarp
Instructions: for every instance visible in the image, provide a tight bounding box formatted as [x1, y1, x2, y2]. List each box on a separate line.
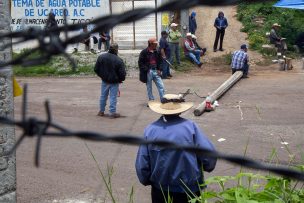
[274, 0, 304, 9]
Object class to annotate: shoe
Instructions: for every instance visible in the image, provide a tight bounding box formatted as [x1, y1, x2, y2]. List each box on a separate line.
[97, 111, 105, 117]
[219, 48, 224, 51]
[167, 74, 173, 78]
[109, 113, 120, 118]
[90, 49, 96, 54]
[242, 75, 249, 79]
[73, 48, 78, 53]
[213, 49, 217, 52]
[197, 63, 203, 68]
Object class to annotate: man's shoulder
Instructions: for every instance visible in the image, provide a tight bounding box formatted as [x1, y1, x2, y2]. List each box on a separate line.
[140, 48, 148, 55]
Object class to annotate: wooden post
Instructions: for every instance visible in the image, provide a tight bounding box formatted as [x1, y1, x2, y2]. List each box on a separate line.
[194, 71, 243, 116]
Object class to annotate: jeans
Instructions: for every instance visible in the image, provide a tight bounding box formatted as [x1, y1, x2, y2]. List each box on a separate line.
[186, 50, 201, 65]
[146, 69, 165, 101]
[99, 81, 119, 114]
[232, 63, 249, 76]
[98, 39, 110, 51]
[161, 59, 170, 78]
[169, 43, 180, 64]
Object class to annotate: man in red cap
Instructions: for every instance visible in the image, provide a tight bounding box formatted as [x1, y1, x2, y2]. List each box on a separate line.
[138, 38, 165, 103]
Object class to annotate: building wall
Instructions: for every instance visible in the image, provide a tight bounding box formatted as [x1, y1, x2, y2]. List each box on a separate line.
[11, 0, 110, 51]
[0, 0, 16, 202]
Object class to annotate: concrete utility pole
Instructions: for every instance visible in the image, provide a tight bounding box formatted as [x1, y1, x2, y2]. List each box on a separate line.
[0, 0, 17, 202]
[194, 71, 243, 116]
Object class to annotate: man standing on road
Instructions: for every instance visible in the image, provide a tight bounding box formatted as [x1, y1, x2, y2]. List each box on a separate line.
[169, 23, 182, 65]
[159, 31, 172, 79]
[231, 44, 249, 78]
[135, 94, 217, 203]
[94, 43, 126, 118]
[213, 11, 228, 52]
[138, 38, 165, 103]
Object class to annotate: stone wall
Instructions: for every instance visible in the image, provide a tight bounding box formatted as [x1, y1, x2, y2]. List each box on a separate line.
[0, 0, 16, 202]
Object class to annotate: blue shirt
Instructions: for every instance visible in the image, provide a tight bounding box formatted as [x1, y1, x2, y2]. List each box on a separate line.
[135, 116, 217, 193]
[159, 37, 170, 58]
[231, 50, 248, 70]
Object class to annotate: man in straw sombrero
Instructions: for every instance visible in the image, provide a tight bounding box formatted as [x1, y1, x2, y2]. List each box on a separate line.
[269, 23, 287, 53]
[135, 94, 217, 203]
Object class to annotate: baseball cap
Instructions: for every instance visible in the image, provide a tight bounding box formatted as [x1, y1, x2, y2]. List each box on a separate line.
[186, 33, 192, 37]
[241, 44, 248, 49]
[191, 34, 197, 39]
[148, 38, 158, 44]
[170, 23, 178, 27]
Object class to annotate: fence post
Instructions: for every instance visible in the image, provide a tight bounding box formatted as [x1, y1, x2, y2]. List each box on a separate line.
[0, 0, 16, 202]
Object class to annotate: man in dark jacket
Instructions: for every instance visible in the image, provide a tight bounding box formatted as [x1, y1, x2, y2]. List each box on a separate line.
[189, 11, 197, 34]
[139, 38, 165, 103]
[159, 31, 172, 79]
[94, 43, 126, 118]
[213, 11, 228, 52]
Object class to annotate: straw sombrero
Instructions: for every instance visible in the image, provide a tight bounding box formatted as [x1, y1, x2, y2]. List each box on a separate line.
[272, 23, 281, 27]
[148, 94, 193, 115]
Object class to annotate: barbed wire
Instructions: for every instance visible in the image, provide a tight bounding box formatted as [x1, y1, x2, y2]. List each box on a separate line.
[1, 84, 303, 181]
[0, 0, 268, 69]
[1, 0, 301, 183]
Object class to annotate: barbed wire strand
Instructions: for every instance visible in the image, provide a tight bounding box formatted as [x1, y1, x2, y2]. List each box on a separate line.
[0, 0, 302, 182]
[0, 85, 303, 181]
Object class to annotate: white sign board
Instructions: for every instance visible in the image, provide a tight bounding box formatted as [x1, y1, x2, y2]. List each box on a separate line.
[11, 0, 110, 31]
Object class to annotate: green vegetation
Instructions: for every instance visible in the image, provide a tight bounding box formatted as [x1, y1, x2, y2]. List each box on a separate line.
[13, 48, 197, 76]
[191, 171, 304, 202]
[13, 49, 96, 76]
[237, 1, 304, 53]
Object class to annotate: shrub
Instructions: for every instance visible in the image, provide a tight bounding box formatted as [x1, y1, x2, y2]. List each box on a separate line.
[237, 1, 304, 54]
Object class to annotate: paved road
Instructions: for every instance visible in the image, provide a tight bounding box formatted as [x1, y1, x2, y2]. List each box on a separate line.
[15, 68, 304, 202]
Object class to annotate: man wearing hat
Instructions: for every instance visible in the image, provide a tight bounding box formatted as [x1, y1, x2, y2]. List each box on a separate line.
[231, 44, 249, 78]
[94, 43, 126, 118]
[135, 94, 217, 203]
[184, 33, 203, 67]
[192, 34, 207, 56]
[138, 38, 165, 102]
[269, 23, 287, 52]
[168, 23, 182, 65]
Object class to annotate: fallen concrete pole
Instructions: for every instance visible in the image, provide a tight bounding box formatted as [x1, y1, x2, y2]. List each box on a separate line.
[194, 71, 243, 116]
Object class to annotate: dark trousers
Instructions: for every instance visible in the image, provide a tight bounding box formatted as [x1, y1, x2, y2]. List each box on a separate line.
[213, 29, 225, 50]
[232, 63, 249, 76]
[151, 186, 200, 203]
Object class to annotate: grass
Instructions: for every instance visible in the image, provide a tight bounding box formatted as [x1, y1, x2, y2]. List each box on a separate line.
[13, 47, 198, 77]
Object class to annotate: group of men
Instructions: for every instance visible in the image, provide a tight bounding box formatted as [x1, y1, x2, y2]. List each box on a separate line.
[93, 39, 217, 203]
[92, 10, 250, 203]
[73, 25, 111, 54]
[188, 11, 229, 52]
